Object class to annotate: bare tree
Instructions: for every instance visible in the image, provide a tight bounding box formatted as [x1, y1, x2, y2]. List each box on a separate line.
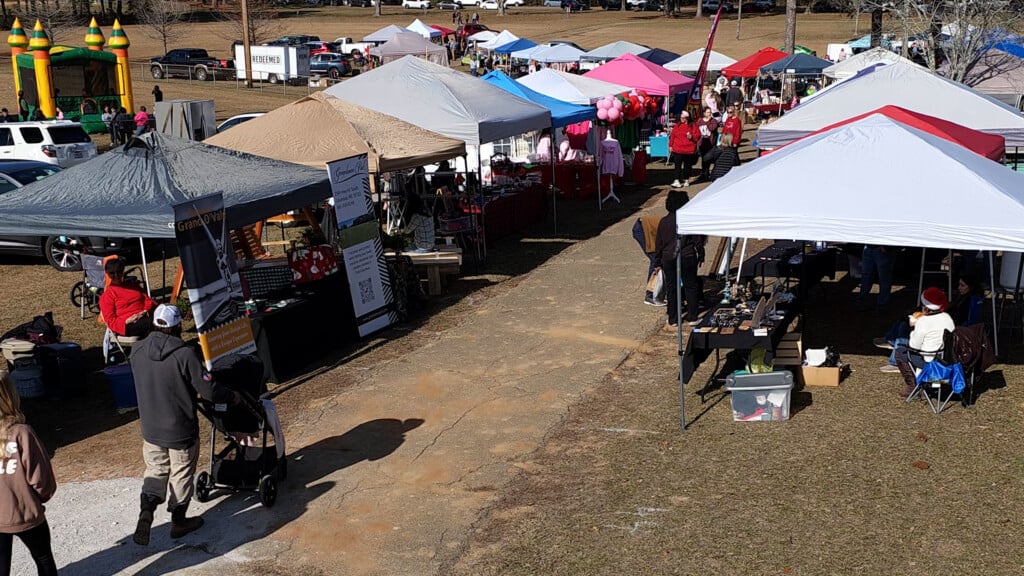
[136, 0, 190, 54]
[375, 0, 382, 16]
[16, 4, 81, 44]
[218, 0, 284, 45]
[784, 0, 796, 52]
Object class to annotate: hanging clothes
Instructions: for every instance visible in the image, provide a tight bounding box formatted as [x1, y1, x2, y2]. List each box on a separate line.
[616, 120, 640, 153]
[598, 138, 623, 177]
[565, 121, 590, 150]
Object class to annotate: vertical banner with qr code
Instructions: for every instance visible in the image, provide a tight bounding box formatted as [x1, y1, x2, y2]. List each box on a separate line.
[173, 192, 257, 369]
[327, 154, 398, 337]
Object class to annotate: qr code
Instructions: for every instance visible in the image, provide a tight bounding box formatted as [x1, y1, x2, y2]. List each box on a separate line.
[359, 278, 375, 305]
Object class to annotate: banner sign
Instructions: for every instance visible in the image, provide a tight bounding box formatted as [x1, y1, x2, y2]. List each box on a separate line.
[327, 154, 398, 337]
[173, 192, 256, 368]
[689, 6, 725, 108]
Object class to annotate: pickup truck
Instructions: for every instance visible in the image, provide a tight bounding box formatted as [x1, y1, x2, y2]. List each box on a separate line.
[333, 37, 375, 56]
[150, 48, 234, 81]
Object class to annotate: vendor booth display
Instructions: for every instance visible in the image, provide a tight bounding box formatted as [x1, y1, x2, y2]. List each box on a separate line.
[663, 48, 737, 74]
[721, 47, 788, 78]
[518, 68, 631, 105]
[583, 53, 694, 96]
[758, 53, 832, 76]
[821, 46, 913, 80]
[467, 30, 499, 43]
[370, 32, 449, 66]
[205, 91, 467, 173]
[756, 61, 1024, 148]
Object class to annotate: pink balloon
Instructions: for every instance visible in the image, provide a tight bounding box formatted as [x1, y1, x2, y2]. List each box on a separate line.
[612, 99, 623, 111]
[597, 99, 609, 110]
[607, 107, 620, 120]
[597, 108, 608, 120]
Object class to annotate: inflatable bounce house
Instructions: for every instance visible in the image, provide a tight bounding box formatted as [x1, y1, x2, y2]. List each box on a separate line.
[7, 17, 135, 134]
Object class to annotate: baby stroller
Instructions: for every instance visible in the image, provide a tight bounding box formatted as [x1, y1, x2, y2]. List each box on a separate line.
[195, 354, 286, 508]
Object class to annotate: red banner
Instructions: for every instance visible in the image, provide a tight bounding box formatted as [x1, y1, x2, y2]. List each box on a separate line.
[688, 6, 724, 108]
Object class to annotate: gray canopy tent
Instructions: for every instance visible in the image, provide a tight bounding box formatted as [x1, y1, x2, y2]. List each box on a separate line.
[0, 131, 331, 291]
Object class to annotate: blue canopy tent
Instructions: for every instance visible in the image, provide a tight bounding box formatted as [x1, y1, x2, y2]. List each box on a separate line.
[494, 38, 538, 55]
[637, 47, 681, 66]
[481, 70, 596, 229]
[759, 53, 834, 75]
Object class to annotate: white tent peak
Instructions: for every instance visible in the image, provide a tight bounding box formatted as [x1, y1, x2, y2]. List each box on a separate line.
[362, 24, 409, 44]
[757, 59, 1024, 147]
[822, 47, 919, 80]
[680, 113, 1024, 252]
[518, 68, 630, 105]
[406, 19, 441, 39]
[663, 48, 737, 73]
[478, 30, 518, 50]
[581, 40, 649, 61]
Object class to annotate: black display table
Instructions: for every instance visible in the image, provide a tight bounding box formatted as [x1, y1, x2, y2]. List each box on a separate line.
[739, 241, 837, 301]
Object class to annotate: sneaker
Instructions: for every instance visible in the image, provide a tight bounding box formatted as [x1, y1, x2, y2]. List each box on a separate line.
[879, 364, 900, 373]
[682, 180, 690, 188]
[687, 320, 701, 326]
[644, 295, 660, 306]
[653, 298, 667, 307]
[873, 337, 894, 350]
[671, 180, 682, 188]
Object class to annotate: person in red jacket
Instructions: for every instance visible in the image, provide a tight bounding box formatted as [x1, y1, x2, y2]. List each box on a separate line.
[722, 105, 743, 150]
[668, 111, 700, 188]
[99, 257, 156, 338]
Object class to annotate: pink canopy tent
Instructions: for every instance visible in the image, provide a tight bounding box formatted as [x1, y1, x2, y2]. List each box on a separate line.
[582, 53, 695, 95]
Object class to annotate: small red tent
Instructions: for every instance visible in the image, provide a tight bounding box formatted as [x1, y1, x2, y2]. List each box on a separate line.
[722, 47, 788, 78]
[786, 105, 1005, 161]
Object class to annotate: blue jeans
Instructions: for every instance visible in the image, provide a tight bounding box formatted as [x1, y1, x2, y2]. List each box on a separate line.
[895, 344, 926, 370]
[859, 246, 894, 308]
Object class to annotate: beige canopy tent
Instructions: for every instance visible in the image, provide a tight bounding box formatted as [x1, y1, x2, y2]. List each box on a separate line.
[204, 91, 466, 173]
[369, 31, 449, 66]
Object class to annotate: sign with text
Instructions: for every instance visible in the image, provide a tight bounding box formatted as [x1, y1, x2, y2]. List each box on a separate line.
[327, 154, 398, 336]
[173, 192, 256, 368]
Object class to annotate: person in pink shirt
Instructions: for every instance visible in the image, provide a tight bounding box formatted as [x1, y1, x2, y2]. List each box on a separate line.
[134, 106, 150, 136]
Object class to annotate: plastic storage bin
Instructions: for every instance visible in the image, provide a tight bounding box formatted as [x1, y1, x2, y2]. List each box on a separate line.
[11, 358, 44, 399]
[103, 364, 138, 410]
[1, 339, 36, 365]
[725, 370, 794, 422]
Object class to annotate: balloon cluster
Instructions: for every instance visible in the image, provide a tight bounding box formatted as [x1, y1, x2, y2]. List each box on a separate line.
[595, 90, 661, 127]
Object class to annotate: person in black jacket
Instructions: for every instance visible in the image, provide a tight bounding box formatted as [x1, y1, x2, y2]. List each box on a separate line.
[129, 304, 238, 546]
[653, 191, 706, 329]
[702, 133, 742, 181]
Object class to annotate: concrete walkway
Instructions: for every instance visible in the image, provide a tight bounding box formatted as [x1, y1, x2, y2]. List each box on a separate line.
[16, 196, 671, 575]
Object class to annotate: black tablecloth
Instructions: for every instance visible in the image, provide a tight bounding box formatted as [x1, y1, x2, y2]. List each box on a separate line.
[681, 302, 798, 384]
[739, 241, 837, 300]
[248, 273, 356, 384]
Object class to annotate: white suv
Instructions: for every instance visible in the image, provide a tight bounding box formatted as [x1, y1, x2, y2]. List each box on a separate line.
[0, 122, 97, 168]
[402, 0, 431, 7]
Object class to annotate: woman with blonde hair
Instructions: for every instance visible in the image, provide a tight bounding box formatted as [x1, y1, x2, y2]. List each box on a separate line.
[701, 132, 742, 182]
[0, 372, 57, 576]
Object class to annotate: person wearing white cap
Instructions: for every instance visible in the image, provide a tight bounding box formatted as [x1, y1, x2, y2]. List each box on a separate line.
[725, 79, 745, 109]
[129, 304, 238, 546]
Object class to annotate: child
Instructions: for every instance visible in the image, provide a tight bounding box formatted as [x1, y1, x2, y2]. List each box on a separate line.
[0, 372, 58, 576]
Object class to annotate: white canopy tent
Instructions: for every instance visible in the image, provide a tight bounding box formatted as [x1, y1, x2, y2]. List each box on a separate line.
[673, 114, 1022, 428]
[406, 19, 442, 39]
[822, 47, 917, 80]
[518, 68, 630, 104]
[325, 55, 551, 146]
[757, 61, 1024, 148]
[510, 44, 547, 60]
[663, 48, 737, 73]
[532, 44, 586, 64]
[362, 24, 409, 44]
[467, 30, 499, 42]
[478, 30, 518, 50]
[580, 40, 649, 62]
[369, 31, 449, 66]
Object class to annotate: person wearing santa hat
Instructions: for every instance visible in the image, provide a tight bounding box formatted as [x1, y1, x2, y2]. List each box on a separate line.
[891, 287, 955, 396]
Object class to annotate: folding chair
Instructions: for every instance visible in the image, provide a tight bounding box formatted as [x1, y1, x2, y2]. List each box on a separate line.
[900, 329, 954, 413]
[903, 327, 991, 414]
[74, 255, 107, 319]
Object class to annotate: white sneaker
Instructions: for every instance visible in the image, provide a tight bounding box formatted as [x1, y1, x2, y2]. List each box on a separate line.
[682, 180, 690, 188]
[671, 180, 681, 188]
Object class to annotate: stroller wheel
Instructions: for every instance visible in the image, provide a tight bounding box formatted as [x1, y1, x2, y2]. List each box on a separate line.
[258, 475, 277, 508]
[196, 471, 212, 503]
[69, 281, 87, 308]
[277, 455, 288, 481]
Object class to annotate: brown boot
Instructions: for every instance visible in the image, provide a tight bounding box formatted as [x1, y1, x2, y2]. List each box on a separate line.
[169, 504, 204, 539]
[132, 509, 154, 546]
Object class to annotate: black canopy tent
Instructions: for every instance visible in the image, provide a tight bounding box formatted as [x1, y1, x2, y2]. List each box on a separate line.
[0, 131, 332, 240]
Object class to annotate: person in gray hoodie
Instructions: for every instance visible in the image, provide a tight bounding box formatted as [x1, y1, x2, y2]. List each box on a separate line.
[130, 304, 238, 546]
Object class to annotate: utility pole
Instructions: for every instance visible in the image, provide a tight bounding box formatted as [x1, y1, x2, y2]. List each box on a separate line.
[241, 0, 253, 88]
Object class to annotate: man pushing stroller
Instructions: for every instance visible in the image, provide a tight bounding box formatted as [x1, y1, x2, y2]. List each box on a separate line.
[130, 304, 240, 545]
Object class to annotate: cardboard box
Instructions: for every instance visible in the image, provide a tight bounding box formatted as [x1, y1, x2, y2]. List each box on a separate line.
[800, 364, 846, 387]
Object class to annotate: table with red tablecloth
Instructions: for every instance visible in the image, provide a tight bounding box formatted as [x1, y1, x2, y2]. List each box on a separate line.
[458, 184, 548, 244]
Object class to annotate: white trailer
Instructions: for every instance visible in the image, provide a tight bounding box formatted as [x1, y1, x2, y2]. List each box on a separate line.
[233, 44, 311, 85]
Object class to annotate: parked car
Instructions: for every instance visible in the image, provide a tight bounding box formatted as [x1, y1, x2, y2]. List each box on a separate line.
[150, 48, 234, 81]
[559, 0, 588, 11]
[267, 35, 321, 46]
[304, 41, 339, 56]
[309, 52, 356, 78]
[0, 160, 126, 271]
[601, 0, 622, 8]
[0, 121, 97, 168]
[456, 23, 491, 40]
[749, 0, 774, 10]
[702, 0, 735, 11]
[542, 0, 563, 5]
[216, 113, 266, 134]
[401, 0, 431, 7]
[638, 0, 664, 10]
[504, 0, 524, 5]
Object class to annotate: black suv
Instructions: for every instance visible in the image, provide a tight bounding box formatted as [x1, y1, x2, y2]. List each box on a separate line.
[0, 160, 125, 271]
[267, 34, 321, 46]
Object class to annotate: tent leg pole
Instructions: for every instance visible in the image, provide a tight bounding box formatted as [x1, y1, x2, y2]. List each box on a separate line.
[139, 238, 151, 297]
[161, 240, 166, 304]
[990, 250, 999, 358]
[918, 248, 926, 297]
[677, 242, 685, 431]
[550, 149, 557, 233]
[734, 237, 748, 297]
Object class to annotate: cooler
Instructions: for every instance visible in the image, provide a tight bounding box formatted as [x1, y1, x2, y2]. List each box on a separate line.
[1, 339, 36, 366]
[103, 364, 138, 410]
[725, 371, 794, 422]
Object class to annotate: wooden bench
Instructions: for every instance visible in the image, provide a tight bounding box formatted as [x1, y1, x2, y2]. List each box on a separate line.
[386, 245, 463, 296]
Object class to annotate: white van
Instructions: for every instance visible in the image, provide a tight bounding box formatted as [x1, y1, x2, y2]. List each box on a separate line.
[0, 121, 98, 168]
